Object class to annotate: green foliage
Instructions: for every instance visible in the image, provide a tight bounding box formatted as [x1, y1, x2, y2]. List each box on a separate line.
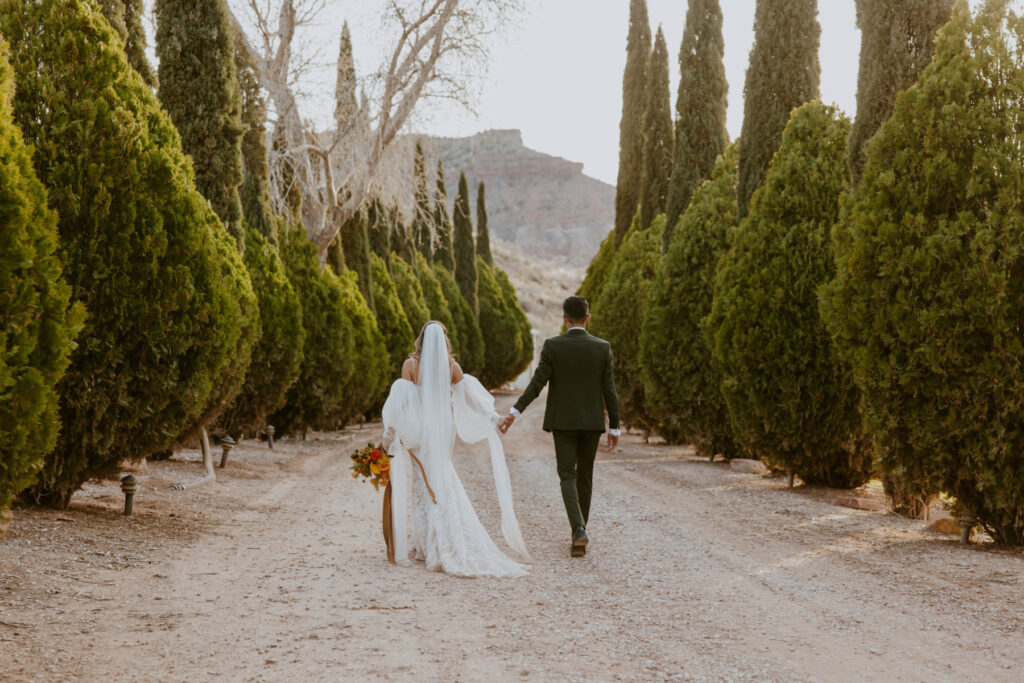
[707, 102, 869, 488]
[641, 143, 739, 451]
[736, 0, 820, 220]
[413, 142, 434, 260]
[371, 253, 414, 381]
[664, 0, 728, 248]
[271, 230, 355, 434]
[435, 264, 485, 376]
[453, 171, 479, 315]
[433, 160, 454, 270]
[340, 210, 375, 314]
[614, 0, 651, 246]
[848, 0, 952, 183]
[330, 268, 388, 426]
[2, 0, 257, 507]
[821, 1, 1024, 543]
[234, 27, 277, 245]
[0, 42, 82, 513]
[367, 198, 391, 263]
[218, 229, 304, 437]
[476, 181, 493, 264]
[334, 22, 357, 129]
[591, 217, 664, 431]
[415, 252, 458, 348]
[494, 267, 533, 379]
[639, 26, 673, 232]
[99, 0, 155, 87]
[389, 255, 431, 335]
[476, 259, 524, 389]
[577, 228, 616, 306]
[156, 0, 245, 247]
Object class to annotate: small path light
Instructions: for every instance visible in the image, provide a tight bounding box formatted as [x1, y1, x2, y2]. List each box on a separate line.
[266, 425, 275, 450]
[120, 475, 138, 516]
[219, 436, 236, 469]
[958, 510, 977, 545]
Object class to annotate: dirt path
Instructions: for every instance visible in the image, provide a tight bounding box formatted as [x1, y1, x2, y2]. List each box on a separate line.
[3, 392, 1024, 681]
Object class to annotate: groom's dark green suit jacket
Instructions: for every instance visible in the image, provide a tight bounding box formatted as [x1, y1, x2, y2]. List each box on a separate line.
[513, 328, 620, 433]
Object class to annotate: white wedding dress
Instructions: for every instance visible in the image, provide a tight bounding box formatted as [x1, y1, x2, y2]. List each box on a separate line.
[381, 323, 530, 578]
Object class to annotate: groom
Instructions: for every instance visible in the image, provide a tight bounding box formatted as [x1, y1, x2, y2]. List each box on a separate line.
[498, 296, 620, 557]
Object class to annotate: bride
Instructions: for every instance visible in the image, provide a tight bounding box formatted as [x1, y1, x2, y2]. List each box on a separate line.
[381, 321, 530, 578]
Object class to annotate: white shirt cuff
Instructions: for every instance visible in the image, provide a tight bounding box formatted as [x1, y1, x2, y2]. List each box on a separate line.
[609, 428, 621, 436]
[509, 407, 521, 417]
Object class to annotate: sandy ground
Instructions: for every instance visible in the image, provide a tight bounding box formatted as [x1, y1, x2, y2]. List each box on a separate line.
[3, 391, 1024, 682]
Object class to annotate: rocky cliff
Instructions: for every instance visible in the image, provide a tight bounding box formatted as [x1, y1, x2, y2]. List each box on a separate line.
[420, 130, 613, 266]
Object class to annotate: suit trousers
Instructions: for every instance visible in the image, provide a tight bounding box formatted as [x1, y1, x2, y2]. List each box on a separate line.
[552, 429, 602, 531]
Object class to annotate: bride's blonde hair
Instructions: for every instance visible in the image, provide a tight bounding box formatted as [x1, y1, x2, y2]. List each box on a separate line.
[411, 321, 454, 359]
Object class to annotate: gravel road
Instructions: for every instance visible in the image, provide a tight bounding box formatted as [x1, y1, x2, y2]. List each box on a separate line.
[3, 391, 1024, 682]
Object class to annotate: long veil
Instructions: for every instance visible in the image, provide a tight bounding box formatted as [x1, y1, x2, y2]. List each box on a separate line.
[418, 323, 454, 497]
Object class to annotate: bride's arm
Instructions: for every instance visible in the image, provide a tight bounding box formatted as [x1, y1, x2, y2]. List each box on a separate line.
[451, 361, 464, 385]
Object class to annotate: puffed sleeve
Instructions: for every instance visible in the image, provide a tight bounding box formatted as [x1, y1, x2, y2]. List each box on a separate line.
[382, 379, 421, 450]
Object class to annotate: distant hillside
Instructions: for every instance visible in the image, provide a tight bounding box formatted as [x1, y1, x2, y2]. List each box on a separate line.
[420, 130, 613, 266]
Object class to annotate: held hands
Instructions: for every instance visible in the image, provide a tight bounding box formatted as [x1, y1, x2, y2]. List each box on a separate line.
[497, 414, 515, 434]
[606, 432, 619, 452]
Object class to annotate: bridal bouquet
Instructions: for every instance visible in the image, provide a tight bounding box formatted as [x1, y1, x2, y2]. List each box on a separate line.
[350, 443, 392, 491]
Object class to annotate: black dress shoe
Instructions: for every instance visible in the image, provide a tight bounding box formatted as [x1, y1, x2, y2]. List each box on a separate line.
[571, 526, 588, 557]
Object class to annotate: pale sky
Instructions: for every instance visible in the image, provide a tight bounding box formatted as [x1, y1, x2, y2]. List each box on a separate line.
[218, 1, 1000, 186]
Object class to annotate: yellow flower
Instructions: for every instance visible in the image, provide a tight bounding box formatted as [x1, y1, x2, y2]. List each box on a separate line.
[370, 463, 381, 475]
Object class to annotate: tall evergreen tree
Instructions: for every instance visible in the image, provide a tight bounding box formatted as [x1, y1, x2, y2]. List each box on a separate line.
[2, 0, 257, 506]
[663, 0, 728, 249]
[367, 197, 391, 262]
[99, 0, 156, 87]
[453, 171, 479, 315]
[736, 0, 820, 220]
[639, 26, 674, 231]
[433, 160, 455, 270]
[436, 264, 486, 375]
[614, 0, 652, 246]
[415, 252, 459, 353]
[339, 209, 375, 314]
[413, 142, 434, 260]
[476, 259, 524, 389]
[476, 181, 493, 264]
[848, 0, 953, 184]
[233, 27, 276, 244]
[0, 40, 82, 515]
[334, 22, 357, 129]
[370, 253, 414, 382]
[156, 0, 245, 247]
[390, 256, 432, 334]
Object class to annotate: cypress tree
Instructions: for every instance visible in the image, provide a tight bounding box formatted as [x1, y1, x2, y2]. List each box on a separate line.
[98, 0, 156, 87]
[848, 0, 953, 183]
[371, 253, 415, 382]
[413, 142, 434, 260]
[577, 228, 616, 305]
[736, 0, 820, 220]
[708, 102, 869, 488]
[663, 0, 728, 249]
[2, 0, 258, 506]
[495, 267, 533, 378]
[339, 209, 375, 314]
[415, 252, 458, 353]
[614, 0, 652, 246]
[271, 230, 356, 435]
[639, 26, 673, 232]
[334, 22, 357, 130]
[330, 270, 388, 426]
[641, 143, 739, 451]
[234, 26, 276, 244]
[433, 160, 455, 270]
[436, 264, 486, 375]
[218, 228, 304, 438]
[590, 217, 665, 431]
[476, 181, 493, 264]
[156, 0, 245, 247]
[390, 255, 431, 334]
[821, 0, 1024, 544]
[0, 40, 82, 515]
[476, 259, 524, 389]
[453, 171, 479, 315]
[367, 198, 391, 262]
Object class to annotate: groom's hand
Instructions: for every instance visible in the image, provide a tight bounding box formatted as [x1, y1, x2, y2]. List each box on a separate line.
[498, 415, 515, 434]
[606, 432, 619, 452]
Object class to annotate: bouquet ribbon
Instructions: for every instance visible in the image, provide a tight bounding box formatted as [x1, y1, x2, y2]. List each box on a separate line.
[383, 451, 436, 565]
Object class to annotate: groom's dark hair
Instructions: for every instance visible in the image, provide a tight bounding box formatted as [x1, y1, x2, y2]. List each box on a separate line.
[563, 296, 589, 323]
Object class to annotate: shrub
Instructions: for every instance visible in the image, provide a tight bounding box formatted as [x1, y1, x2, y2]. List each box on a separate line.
[389, 255, 431, 335]
[2, 0, 257, 507]
[476, 258, 524, 389]
[218, 229, 304, 437]
[371, 253, 414, 381]
[577, 228, 616, 306]
[640, 143, 739, 451]
[0, 41, 82, 514]
[414, 252, 457, 349]
[270, 230, 355, 434]
[494, 266, 534, 379]
[821, 2, 1024, 543]
[435, 264, 485, 376]
[591, 216, 664, 431]
[707, 102, 870, 488]
[328, 267, 388, 426]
